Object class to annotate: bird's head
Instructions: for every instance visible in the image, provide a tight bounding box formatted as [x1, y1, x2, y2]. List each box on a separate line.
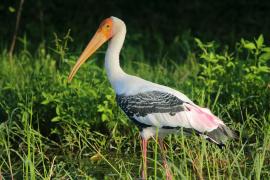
[67, 16, 124, 82]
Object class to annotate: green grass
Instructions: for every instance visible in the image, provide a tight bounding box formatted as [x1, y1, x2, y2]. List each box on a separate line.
[0, 35, 269, 179]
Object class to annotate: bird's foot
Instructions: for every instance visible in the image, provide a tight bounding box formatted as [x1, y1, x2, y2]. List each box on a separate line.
[164, 161, 173, 180]
[166, 169, 173, 180]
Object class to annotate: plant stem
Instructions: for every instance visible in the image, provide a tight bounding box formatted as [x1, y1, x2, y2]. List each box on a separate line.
[9, 0, 25, 62]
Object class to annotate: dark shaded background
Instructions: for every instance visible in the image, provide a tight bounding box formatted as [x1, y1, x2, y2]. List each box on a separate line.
[1, 0, 270, 51]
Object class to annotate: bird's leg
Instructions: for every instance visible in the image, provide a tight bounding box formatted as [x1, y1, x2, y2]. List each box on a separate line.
[158, 138, 172, 180]
[141, 138, 148, 179]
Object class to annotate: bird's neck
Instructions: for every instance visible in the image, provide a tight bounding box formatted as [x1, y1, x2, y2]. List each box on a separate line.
[105, 27, 127, 89]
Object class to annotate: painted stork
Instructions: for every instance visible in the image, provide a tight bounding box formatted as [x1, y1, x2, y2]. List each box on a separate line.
[67, 16, 236, 179]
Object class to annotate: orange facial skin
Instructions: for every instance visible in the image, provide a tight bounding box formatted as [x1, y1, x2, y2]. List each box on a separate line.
[98, 18, 113, 39]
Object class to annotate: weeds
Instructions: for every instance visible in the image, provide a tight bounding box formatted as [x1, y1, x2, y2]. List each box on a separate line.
[0, 35, 269, 179]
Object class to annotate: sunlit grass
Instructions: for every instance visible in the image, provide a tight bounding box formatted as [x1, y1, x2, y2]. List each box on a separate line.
[0, 35, 269, 179]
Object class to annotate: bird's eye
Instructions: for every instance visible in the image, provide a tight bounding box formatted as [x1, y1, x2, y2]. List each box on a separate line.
[106, 24, 110, 28]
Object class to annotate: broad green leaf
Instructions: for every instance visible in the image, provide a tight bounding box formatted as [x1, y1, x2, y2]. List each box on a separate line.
[101, 114, 108, 121]
[195, 38, 204, 50]
[256, 35, 264, 48]
[259, 52, 270, 61]
[8, 6, 15, 13]
[194, 38, 202, 46]
[227, 61, 235, 68]
[51, 116, 61, 122]
[258, 66, 270, 73]
[244, 42, 256, 50]
[56, 105, 60, 115]
[262, 47, 270, 52]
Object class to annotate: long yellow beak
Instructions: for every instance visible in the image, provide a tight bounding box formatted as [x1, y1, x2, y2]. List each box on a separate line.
[67, 30, 108, 82]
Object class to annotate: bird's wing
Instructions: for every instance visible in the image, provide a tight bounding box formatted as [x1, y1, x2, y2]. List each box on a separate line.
[117, 90, 228, 133]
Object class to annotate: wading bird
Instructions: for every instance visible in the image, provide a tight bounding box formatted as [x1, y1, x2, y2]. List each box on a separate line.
[67, 16, 236, 179]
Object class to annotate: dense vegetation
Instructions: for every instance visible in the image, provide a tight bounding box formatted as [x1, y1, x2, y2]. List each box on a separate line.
[0, 0, 270, 179]
[0, 32, 269, 179]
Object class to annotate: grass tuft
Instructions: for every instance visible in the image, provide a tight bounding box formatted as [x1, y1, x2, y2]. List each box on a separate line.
[0, 35, 269, 179]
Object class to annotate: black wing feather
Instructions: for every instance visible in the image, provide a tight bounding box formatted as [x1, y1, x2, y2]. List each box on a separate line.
[116, 91, 185, 118]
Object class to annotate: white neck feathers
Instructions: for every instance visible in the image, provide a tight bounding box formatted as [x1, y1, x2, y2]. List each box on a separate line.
[105, 17, 127, 89]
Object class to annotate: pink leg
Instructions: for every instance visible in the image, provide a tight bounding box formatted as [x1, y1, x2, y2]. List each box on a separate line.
[141, 138, 148, 179]
[158, 138, 173, 180]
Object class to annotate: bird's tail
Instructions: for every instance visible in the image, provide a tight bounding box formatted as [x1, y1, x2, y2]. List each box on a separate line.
[203, 124, 238, 148]
[185, 104, 238, 148]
